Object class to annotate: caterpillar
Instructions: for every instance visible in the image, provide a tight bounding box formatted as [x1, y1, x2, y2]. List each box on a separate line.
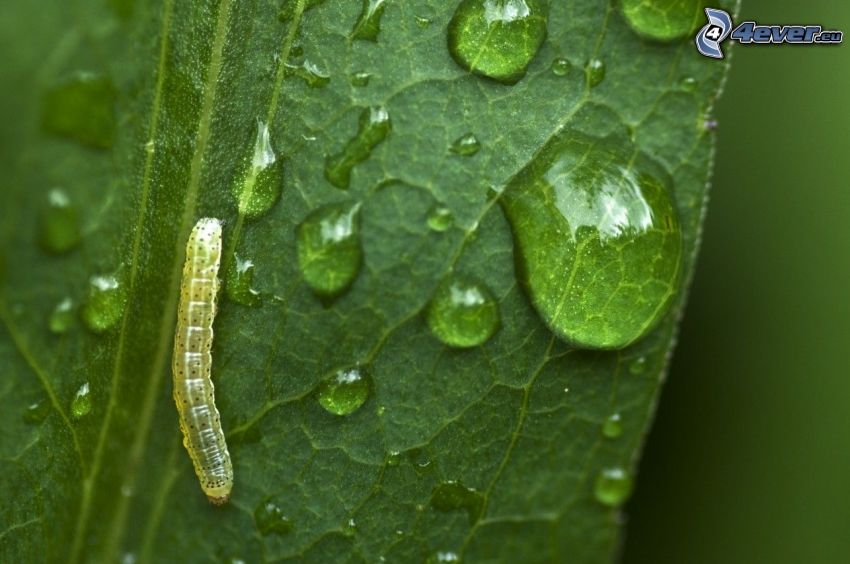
[172, 217, 233, 505]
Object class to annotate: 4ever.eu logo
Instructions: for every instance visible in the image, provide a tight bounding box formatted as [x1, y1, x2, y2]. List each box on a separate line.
[695, 8, 844, 59]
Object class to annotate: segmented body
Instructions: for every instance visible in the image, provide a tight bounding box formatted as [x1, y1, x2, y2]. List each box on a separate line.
[172, 218, 233, 505]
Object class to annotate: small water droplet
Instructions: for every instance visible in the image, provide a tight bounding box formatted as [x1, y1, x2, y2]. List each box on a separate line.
[39, 189, 81, 254]
[427, 205, 454, 232]
[680, 76, 697, 92]
[120, 553, 137, 564]
[81, 274, 125, 333]
[703, 119, 719, 131]
[325, 106, 391, 189]
[415, 15, 432, 28]
[427, 551, 461, 564]
[342, 517, 357, 536]
[449, 132, 481, 156]
[144, 140, 155, 154]
[41, 72, 116, 149]
[285, 59, 330, 88]
[407, 447, 433, 474]
[254, 501, 294, 536]
[602, 413, 623, 439]
[351, 0, 387, 41]
[594, 467, 633, 507]
[585, 58, 606, 88]
[551, 57, 571, 76]
[278, 0, 327, 22]
[49, 297, 74, 334]
[225, 253, 261, 307]
[621, 0, 703, 42]
[316, 365, 370, 416]
[447, 0, 549, 85]
[430, 480, 484, 523]
[629, 356, 648, 375]
[23, 399, 50, 424]
[233, 120, 282, 219]
[349, 71, 372, 87]
[426, 274, 500, 348]
[387, 450, 401, 466]
[296, 202, 363, 298]
[376, 405, 386, 416]
[71, 382, 92, 419]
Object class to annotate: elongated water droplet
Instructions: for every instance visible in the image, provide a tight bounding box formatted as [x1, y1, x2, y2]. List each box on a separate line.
[285, 59, 330, 88]
[325, 106, 390, 189]
[449, 133, 481, 156]
[415, 15, 432, 28]
[621, 0, 703, 41]
[594, 467, 633, 506]
[349, 71, 371, 87]
[42, 72, 116, 149]
[602, 413, 623, 439]
[430, 480, 484, 522]
[225, 254, 261, 307]
[427, 205, 454, 232]
[317, 365, 370, 415]
[448, 0, 548, 84]
[233, 120, 282, 219]
[427, 552, 461, 564]
[81, 274, 125, 333]
[23, 399, 50, 424]
[39, 189, 81, 254]
[49, 297, 74, 334]
[427, 275, 499, 348]
[296, 202, 362, 298]
[71, 382, 92, 419]
[551, 57, 571, 76]
[586, 58, 606, 88]
[500, 133, 682, 349]
[351, 0, 387, 41]
[254, 501, 293, 536]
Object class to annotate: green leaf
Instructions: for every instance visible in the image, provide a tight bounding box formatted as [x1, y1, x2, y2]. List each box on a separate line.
[0, 0, 736, 562]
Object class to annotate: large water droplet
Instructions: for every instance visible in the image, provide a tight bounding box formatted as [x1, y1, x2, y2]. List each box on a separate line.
[427, 552, 461, 564]
[586, 58, 606, 88]
[621, 0, 703, 42]
[551, 57, 572, 76]
[225, 254, 261, 307]
[448, 0, 548, 84]
[233, 120, 282, 219]
[49, 297, 75, 334]
[296, 202, 362, 298]
[593, 467, 633, 506]
[499, 133, 682, 349]
[602, 413, 623, 439]
[426, 275, 499, 348]
[23, 399, 50, 424]
[427, 205, 454, 232]
[317, 365, 370, 416]
[286, 59, 330, 88]
[325, 106, 390, 189]
[449, 133, 481, 156]
[41, 72, 116, 149]
[81, 274, 125, 333]
[349, 71, 372, 87]
[430, 480, 484, 522]
[71, 382, 92, 419]
[350, 0, 387, 41]
[254, 501, 294, 536]
[39, 189, 81, 254]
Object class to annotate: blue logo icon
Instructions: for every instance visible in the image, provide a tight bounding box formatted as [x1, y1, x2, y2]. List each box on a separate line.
[695, 8, 733, 59]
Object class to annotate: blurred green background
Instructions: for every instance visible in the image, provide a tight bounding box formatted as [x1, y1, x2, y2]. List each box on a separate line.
[623, 1, 850, 563]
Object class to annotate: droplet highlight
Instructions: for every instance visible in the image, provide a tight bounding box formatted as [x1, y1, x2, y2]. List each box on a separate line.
[49, 297, 75, 334]
[602, 413, 623, 439]
[81, 274, 125, 333]
[296, 202, 362, 298]
[430, 480, 484, 522]
[350, 0, 387, 42]
[427, 552, 461, 564]
[39, 189, 81, 254]
[71, 382, 92, 419]
[586, 58, 606, 88]
[23, 399, 50, 424]
[621, 0, 703, 42]
[317, 365, 370, 416]
[41, 72, 116, 149]
[325, 106, 390, 189]
[254, 501, 294, 536]
[449, 133, 481, 156]
[349, 71, 371, 87]
[233, 120, 282, 220]
[594, 467, 633, 507]
[427, 205, 454, 232]
[427, 275, 499, 348]
[225, 254, 261, 307]
[629, 356, 648, 375]
[285, 59, 330, 88]
[551, 57, 572, 76]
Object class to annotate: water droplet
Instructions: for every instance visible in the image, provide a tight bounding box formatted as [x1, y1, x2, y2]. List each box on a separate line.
[499, 133, 682, 349]
[449, 132, 481, 156]
[285, 59, 330, 88]
[41, 72, 116, 149]
[325, 106, 391, 189]
[387, 451, 401, 466]
[350, 0, 387, 41]
[680, 76, 697, 92]
[254, 500, 293, 536]
[629, 356, 648, 375]
[585, 58, 606, 88]
[39, 189, 81, 254]
[296, 202, 362, 298]
[426, 275, 499, 348]
[349, 71, 371, 87]
[427, 205, 454, 232]
[233, 120, 282, 220]
[448, 0, 548, 84]
[49, 297, 74, 334]
[621, 0, 703, 42]
[430, 480, 484, 522]
[376, 405, 386, 416]
[593, 467, 633, 507]
[342, 517, 357, 536]
[144, 140, 155, 154]
[225, 254, 261, 307]
[278, 0, 327, 22]
[415, 15, 432, 28]
[81, 274, 125, 333]
[120, 552, 137, 564]
[71, 382, 92, 419]
[316, 365, 370, 416]
[427, 552, 461, 564]
[23, 399, 50, 424]
[407, 447, 433, 474]
[602, 413, 623, 439]
[551, 57, 572, 76]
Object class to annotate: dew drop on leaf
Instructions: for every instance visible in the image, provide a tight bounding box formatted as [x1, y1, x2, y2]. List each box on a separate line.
[325, 106, 391, 189]
[593, 467, 633, 507]
[23, 399, 50, 424]
[316, 365, 370, 416]
[602, 413, 623, 439]
[225, 253, 261, 307]
[296, 202, 362, 298]
[253, 500, 294, 536]
[430, 480, 484, 523]
[285, 59, 330, 88]
[680, 76, 698, 92]
[71, 382, 92, 420]
[629, 356, 648, 375]
[449, 132, 481, 156]
[427, 551, 461, 564]
[349, 71, 371, 87]
[621, 0, 704, 42]
[447, 0, 548, 85]
[81, 274, 125, 333]
[49, 297, 74, 334]
[499, 133, 682, 349]
[386, 451, 401, 466]
[41, 72, 116, 149]
[350, 0, 387, 42]
[278, 0, 327, 22]
[426, 274, 500, 348]
[427, 205, 454, 232]
[585, 58, 606, 88]
[39, 189, 81, 254]
[551, 57, 572, 76]
[415, 15, 432, 28]
[233, 120, 282, 219]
